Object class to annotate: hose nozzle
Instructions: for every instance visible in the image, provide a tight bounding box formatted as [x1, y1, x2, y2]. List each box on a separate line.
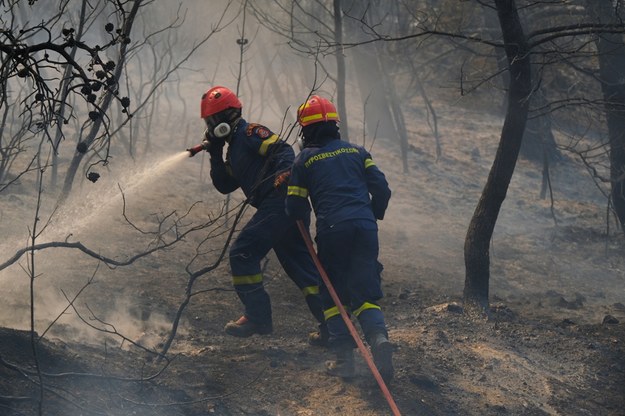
[186, 140, 210, 157]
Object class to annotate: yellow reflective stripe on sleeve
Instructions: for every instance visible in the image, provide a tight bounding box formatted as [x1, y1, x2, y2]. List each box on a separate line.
[259, 134, 280, 156]
[364, 158, 376, 169]
[353, 302, 381, 317]
[232, 273, 263, 286]
[287, 185, 308, 198]
[302, 285, 319, 296]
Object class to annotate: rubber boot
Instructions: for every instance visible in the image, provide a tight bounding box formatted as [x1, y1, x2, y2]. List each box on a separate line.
[326, 347, 355, 379]
[368, 332, 394, 383]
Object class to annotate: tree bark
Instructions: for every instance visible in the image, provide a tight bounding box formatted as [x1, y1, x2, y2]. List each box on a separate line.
[59, 0, 142, 203]
[586, 1, 625, 233]
[516, 7, 561, 167]
[463, 0, 531, 315]
[51, 0, 88, 189]
[520, 90, 561, 165]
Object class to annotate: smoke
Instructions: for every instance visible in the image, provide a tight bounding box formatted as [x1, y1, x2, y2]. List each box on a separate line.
[0, 150, 203, 348]
[2, 0, 623, 353]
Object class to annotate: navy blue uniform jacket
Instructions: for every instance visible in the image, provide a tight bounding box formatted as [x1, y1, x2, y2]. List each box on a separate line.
[286, 139, 391, 234]
[210, 118, 293, 207]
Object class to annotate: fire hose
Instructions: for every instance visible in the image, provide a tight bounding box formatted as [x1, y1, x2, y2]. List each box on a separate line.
[296, 220, 402, 416]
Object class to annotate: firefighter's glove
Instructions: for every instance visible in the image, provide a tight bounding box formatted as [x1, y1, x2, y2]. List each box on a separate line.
[274, 171, 291, 188]
[208, 137, 225, 160]
[200, 138, 210, 152]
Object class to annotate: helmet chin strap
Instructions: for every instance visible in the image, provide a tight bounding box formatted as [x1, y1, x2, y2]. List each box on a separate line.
[296, 127, 304, 151]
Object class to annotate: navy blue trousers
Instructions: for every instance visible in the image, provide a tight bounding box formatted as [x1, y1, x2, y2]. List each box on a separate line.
[229, 195, 323, 326]
[316, 219, 388, 348]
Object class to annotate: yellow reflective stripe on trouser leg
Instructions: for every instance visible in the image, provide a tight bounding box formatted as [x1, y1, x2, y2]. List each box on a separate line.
[324, 306, 340, 320]
[302, 285, 319, 296]
[353, 302, 381, 317]
[232, 273, 263, 286]
[324, 305, 351, 320]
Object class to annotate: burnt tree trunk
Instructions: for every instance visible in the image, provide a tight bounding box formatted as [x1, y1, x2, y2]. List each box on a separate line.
[520, 90, 560, 165]
[463, 0, 531, 315]
[517, 7, 561, 167]
[58, 0, 142, 203]
[587, 1, 625, 234]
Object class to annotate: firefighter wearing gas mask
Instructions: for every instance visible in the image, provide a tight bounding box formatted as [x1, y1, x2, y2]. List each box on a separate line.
[193, 86, 327, 345]
[285, 95, 394, 382]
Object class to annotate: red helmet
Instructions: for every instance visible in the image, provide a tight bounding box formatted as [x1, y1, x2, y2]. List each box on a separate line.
[200, 86, 242, 119]
[297, 95, 339, 127]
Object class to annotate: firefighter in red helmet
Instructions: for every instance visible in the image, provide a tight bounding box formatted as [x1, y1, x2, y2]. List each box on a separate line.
[196, 86, 327, 345]
[285, 95, 394, 382]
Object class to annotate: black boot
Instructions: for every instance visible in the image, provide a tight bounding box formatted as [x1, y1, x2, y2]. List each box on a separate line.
[368, 332, 394, 383]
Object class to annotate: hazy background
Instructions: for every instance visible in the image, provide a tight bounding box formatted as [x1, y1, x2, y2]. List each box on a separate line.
[1, 0, 623, 347]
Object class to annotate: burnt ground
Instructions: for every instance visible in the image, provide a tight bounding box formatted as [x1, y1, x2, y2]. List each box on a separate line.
[1, 105, 624, 415]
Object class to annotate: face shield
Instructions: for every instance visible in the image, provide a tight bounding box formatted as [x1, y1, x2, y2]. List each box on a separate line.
[204, 108, 241, 140]
[203, 114, 221, 134]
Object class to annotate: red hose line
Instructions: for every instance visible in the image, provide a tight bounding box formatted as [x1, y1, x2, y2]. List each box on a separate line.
[296, 220, 402, 416]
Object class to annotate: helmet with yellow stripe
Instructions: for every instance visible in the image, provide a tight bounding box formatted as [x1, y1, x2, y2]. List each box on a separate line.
[297, 95, 340, 127]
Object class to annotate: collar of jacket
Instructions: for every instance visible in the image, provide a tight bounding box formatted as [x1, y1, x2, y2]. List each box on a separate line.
[225, 117, 243, 143]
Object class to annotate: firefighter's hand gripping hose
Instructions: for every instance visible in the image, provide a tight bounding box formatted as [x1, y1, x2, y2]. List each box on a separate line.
[296, 220, 402, 416]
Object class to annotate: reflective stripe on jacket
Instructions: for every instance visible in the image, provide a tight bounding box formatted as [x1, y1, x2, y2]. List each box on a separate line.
[210, 118, 293, 207]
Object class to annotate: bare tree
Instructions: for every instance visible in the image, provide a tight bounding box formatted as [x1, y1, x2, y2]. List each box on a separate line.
[333, 0, 349, 141]
[0, 179, 235, 412]
[59, 0, 143, 201]
[342, 0, 625, 312]
[463, 0, 531, 314]
[248, 0, 352, 139]
[0, 1, 136, 195]
[0, 83, 37, 189]
[1, 2, 243, 412]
